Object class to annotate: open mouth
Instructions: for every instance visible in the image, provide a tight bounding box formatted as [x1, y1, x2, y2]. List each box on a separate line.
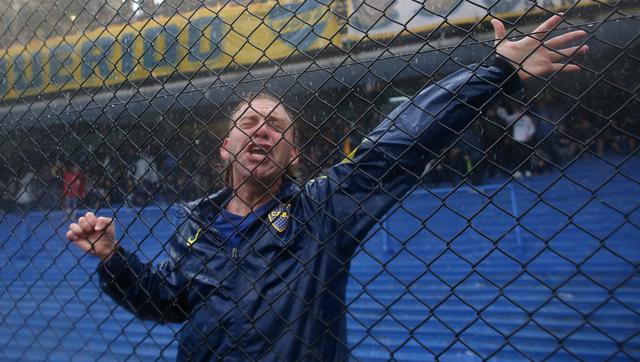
[247, 144, 272, 158]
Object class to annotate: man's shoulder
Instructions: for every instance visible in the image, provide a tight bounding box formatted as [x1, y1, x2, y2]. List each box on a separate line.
[178, 187, 233, 221]
[182, 187, 226, 210]
[164, 188, 232, 251]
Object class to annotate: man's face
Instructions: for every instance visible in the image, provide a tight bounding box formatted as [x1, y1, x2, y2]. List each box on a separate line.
[221, 98, 298, 187]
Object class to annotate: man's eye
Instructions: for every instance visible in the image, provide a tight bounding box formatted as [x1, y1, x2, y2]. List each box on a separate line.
[268, 120, 285, 131]
[238, 120, 255, 129]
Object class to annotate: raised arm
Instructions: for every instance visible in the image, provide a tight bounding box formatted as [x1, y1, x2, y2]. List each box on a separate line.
[67, 212, 192, 323]
[304, 15, 588, 251]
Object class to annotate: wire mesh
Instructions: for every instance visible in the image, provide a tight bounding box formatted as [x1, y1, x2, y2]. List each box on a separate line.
[1, 0, 639, 360]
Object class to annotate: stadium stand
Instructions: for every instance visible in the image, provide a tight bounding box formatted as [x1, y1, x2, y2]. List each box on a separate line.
[1, 154, 638, 361]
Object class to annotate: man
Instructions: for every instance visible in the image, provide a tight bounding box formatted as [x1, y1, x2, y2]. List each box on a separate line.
[497, 103, 537, 177]
[67, 16, 588, 361]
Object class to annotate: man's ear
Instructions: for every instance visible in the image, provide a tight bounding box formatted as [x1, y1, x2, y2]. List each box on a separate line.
[220, 138, 230, 162]
[289, 146, 300, 167]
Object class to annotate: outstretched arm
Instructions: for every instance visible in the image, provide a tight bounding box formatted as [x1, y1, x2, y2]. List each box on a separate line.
[306, 14, 588, 251]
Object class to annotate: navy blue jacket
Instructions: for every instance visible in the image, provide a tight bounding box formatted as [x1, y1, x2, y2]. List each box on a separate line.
[98, 61, 521, 361]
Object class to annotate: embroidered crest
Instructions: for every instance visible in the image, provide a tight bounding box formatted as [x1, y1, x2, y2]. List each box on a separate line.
[268, 204, 291, 233]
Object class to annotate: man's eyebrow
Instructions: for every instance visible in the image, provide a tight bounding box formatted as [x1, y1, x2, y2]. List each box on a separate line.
[268, 112, 290, 123]
[237, 112, 258, 122]
[268, 114, 285, 123]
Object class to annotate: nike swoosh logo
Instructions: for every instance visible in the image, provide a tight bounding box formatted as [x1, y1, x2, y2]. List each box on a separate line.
[187, 228, 203, 246]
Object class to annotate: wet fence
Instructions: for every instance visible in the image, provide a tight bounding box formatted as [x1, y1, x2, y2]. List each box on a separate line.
[1, 0, 639, 360]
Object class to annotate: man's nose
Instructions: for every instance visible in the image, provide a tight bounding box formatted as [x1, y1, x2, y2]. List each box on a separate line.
[251, 119, 270, 140]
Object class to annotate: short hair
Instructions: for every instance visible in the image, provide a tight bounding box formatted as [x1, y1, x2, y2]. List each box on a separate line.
[223, 93, 298, 187]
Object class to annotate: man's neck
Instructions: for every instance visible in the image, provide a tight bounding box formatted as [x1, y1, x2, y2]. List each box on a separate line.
[226, 177, 283, 217]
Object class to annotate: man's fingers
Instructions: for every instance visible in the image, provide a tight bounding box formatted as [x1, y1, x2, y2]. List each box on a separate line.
[95, 216, 113, 232]
[67, 214, 116, 260]
[549, 45, 589, 62]
[69, 223, 85, 237]
[491, 19, 507, 46]
[531, 14, 563, 40]
[551, 63, 581, 73]
[66, 230, 78, 241]
[78, 217, 93, 234]
[72, 238, 94, 253]
[545, 29, 587, 49]
[85, 212, 97, 228]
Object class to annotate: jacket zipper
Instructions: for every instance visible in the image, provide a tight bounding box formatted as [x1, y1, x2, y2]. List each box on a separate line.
[231, 246, 241, 359]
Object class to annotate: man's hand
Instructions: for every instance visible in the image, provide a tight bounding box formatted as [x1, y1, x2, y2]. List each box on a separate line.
[67, 212, 118, 261]
[492, 14, 589, 81]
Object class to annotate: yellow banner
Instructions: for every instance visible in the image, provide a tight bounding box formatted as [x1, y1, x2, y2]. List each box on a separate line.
[0, 0, 341, 100]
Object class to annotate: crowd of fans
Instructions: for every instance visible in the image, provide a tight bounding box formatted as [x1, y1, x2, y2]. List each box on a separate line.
[430, 100, 637, 186]
[2, 142, 221, 213]
[1, 98, 637, 214]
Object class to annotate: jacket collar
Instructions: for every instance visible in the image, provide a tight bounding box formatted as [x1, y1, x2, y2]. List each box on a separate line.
[191, 179, 300, 225]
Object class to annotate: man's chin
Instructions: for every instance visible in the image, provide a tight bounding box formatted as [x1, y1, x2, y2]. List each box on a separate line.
[245, 170, 284, 189]
[233, 161, 286, 188]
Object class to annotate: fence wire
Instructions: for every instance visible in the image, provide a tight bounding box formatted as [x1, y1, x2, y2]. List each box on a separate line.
[1, 0, 639, 361]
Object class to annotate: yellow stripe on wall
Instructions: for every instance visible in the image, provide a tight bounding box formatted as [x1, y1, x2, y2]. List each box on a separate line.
[0, 0, 341, 101]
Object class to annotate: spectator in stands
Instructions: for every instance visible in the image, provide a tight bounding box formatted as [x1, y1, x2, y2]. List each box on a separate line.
[447, 146, 467, 184]
[459, 121, 485, 184]
[161, 151, 178, 178]
[15, 169, 36, 211]
[555, 122, 579, 163]
[622, 116, 638, 153]
[66, 15, 588, 361]
[571, 111, 593, 148]
[0, 177, 13, 211]
[132, 151, 161, 190]
[85, 176, 111, 210]
[33, 163, 58, 210]
[596, 115, 636, 157]
[124, 178, 144, 207]
[497, 103, 537, 177]
[124, 150, 162, 205]
[478, 105, 507, 179]
[62, 164, 85, 214]
[529, 98, 558, 174]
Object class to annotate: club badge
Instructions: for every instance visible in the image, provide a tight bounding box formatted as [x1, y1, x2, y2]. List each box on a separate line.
[268, 204, 291, 233]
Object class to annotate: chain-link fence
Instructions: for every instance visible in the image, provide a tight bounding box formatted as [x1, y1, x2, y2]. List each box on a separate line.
[1, 0, 639, 360]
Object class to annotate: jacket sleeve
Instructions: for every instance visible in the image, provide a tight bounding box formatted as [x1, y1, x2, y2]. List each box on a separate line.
[304, 61, 522, 252]
[97, 209, 193, 323]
